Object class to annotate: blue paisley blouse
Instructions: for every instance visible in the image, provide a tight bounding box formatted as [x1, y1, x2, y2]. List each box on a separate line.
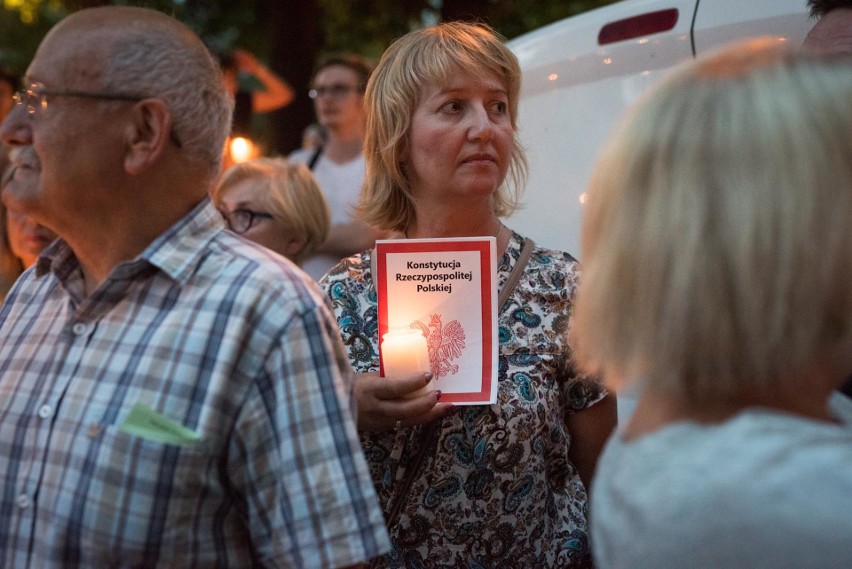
[321, 231, 607, 568]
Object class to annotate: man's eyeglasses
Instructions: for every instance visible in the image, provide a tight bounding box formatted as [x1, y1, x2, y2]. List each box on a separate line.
[13, 81, 182, 148]
[219, 208, 274, 234]
[308, 84, 362, 100]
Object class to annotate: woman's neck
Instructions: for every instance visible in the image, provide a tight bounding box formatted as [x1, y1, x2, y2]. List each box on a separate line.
[407, 210, 511, 255]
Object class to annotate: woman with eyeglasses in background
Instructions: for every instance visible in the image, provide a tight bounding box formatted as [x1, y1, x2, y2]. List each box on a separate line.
[213, 157, 330, 267]
[288, 53, 386, 280]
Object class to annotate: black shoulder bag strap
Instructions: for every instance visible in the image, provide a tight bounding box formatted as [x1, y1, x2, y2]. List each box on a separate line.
[498, 236, 534, 311]
[307, 145, 323, 171]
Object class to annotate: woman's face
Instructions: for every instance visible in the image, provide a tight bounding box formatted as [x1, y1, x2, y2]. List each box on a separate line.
[404, 68, 513, 204]
[6, 206, 57, 269]
[217, 179, 304, 262]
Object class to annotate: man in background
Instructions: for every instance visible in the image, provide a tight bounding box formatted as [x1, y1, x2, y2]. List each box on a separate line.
[289, 54, 385, 280]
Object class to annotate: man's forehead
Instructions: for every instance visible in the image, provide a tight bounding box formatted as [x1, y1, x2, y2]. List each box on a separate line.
[27, 26, 109, 87]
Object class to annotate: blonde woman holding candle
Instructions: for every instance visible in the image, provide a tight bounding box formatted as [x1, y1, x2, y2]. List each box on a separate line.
[320, 22, 616, 568]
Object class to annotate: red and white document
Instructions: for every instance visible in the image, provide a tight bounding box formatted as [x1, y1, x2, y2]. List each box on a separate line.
[373, 237, 498, 405]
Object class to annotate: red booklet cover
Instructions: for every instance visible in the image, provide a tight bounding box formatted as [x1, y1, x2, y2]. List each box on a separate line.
[373, 237, 498, 404]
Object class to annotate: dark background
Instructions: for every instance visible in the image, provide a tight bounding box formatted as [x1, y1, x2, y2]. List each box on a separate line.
[0, 0, 618, 155]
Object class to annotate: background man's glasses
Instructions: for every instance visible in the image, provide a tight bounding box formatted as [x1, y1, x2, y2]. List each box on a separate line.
[13, 81, 182, 148]
[308, 84, 362, 100]
[219, 208, 273, 234]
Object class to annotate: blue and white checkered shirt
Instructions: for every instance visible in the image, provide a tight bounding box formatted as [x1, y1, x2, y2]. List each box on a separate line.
[0, 199, 389, 568]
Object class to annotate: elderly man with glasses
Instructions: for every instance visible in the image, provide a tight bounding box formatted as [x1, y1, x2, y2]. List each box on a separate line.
[0, 6, 388, 568]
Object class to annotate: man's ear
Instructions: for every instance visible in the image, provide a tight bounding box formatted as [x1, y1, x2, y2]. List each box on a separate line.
[124, 99, 174, 175]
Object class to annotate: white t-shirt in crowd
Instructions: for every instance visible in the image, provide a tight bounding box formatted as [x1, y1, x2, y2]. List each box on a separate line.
[591, 392, 852, 569]
[289, 148, 366, 280]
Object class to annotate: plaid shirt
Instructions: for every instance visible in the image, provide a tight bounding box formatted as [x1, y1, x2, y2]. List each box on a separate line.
[0, 199, 389, 568]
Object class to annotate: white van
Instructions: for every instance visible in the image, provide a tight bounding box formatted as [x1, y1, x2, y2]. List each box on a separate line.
[507, 0, 812, 257]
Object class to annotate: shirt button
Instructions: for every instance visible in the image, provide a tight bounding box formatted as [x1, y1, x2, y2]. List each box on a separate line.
[72, 322, 89, 336]
[37, 405, 52, 419]
[16, 494, 30, 509]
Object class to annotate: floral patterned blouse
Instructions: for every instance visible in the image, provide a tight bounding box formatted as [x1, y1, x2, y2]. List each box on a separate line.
[321, 231, 607, 568]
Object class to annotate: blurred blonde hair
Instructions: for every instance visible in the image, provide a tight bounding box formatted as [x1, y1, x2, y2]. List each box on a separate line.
[213, 157, 330, 265]
[573, 39, 852, 402]
[358, 21, 527, 232]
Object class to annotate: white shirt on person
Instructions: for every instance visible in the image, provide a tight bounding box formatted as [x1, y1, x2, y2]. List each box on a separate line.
[591, 391, 852, 569]
[290, 148, 366, 280]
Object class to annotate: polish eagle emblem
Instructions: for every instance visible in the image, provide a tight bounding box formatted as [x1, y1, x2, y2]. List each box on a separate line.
[411, 314, 466, 379]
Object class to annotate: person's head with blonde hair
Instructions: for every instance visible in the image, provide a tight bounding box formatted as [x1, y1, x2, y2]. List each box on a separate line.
[573, 39, 852, 404]
[358, 20, 527, 233]
[214, 157, 330, 265]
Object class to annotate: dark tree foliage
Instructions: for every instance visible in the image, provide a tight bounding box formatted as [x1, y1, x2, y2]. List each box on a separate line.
[1, 0, 619, 154]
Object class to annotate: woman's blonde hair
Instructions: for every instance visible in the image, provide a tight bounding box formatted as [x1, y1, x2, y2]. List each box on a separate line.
[573, 39, 852, 402]
[213, 157, 330, 264]
[358, 21, 527, 232]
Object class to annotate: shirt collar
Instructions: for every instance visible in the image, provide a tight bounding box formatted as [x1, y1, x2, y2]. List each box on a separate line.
[141, 198, 224, 284]
[35, 198, 225, 286]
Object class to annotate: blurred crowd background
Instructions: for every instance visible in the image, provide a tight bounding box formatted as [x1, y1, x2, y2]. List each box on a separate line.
[0, 0, 618, 157]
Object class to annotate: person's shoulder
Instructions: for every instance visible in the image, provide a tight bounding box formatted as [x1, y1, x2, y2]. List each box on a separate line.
[530, 243, 579, 269]
[320, 251, 371, 290]
[511, 232, 581, 287]
[598, 414, 852, 516]
[508, 231, 576, 265]
[288, 148, 311, 164]
[201, 230, 325, 313]
[206, 230, 304, 279]
[594, 420, 852, 568]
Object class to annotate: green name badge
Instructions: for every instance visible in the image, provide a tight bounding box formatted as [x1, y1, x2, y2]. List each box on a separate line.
[119, 403, 202, 446]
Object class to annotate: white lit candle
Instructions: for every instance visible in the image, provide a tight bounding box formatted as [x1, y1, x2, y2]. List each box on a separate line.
[381, 328, 431, 398]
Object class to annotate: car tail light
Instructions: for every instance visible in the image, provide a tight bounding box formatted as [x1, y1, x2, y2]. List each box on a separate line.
[598, 8, 679, 45]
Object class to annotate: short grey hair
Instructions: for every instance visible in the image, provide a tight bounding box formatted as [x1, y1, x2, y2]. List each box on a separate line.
[98, 15, 233, 176]
[573, 39, 852, 402]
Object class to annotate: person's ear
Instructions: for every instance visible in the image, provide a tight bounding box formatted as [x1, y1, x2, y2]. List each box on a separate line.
[124, 99, 173, 175]
[284, 235, 308, 262]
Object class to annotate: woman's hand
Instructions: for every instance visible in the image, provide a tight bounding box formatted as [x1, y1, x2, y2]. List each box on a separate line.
[355, 371, 451, 431]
